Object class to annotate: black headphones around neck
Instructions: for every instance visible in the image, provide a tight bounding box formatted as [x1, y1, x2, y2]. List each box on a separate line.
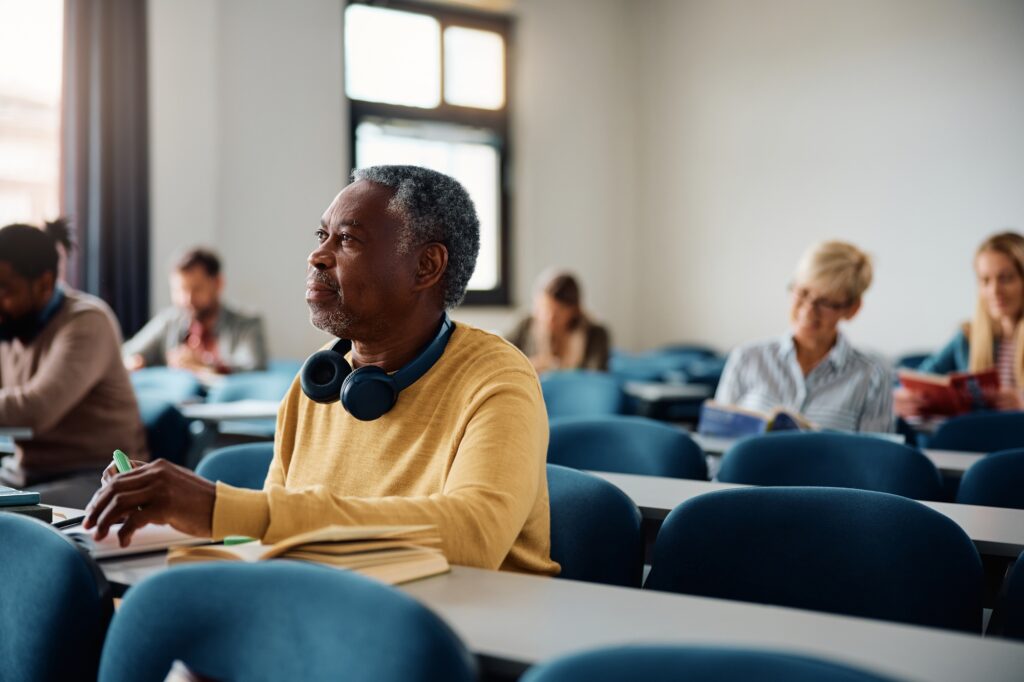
[299, 314, 455, 421]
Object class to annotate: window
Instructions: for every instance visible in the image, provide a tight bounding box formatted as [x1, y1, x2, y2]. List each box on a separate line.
[0, 0, 63, 227]
[344, 1, 511, 305]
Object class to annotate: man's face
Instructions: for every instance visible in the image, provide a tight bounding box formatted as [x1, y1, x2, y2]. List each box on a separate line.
[306, 180, 419, 340]
[170, 267, 221, 321]
[0, 262, 54, 337]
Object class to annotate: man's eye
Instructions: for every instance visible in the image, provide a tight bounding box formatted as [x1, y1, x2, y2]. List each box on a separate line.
[314, 229, 328, 242]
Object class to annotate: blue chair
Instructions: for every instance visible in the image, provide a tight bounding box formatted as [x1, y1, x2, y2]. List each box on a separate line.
[130, 367, 202, 403]
[717, 432, 944, 500]
[540, 370, 623, 418]
[989, 550, 1024, 640]
[99, 562, 476, 682]
[956, 448, 1024, 509]
[645, 487, 983, 632]
[520, 645, 896, 682]
[267, 358, 303, 378]
[0, 514, 113, 682]
[548, 415, 707, 479]
[206, 371, 295, 403]
[609, 350, 697, 383]
[929, 411, 1024, 452]
[135, 394, 192, 466]
[547, 464, 644, 587]
[196, 442, 275, 490]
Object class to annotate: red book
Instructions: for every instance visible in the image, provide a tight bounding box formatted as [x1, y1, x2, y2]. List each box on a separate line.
[898, 368, 999, 416]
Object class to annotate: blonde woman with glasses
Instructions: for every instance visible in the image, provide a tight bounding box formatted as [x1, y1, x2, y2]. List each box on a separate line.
[715, 241, 893, 432]
[894, 232, 1024, 417]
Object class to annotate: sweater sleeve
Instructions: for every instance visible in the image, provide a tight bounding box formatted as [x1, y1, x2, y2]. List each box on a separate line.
[212, 369, 548, 570]
[0, 310, 115, 431]
[917, 331, 969, 375]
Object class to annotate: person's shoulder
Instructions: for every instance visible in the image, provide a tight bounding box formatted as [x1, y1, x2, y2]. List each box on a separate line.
[61, 289, 118, 324]
[844, 343, 893, 382]
[728, 338, 784, 361]
[446, 321, 537, 380]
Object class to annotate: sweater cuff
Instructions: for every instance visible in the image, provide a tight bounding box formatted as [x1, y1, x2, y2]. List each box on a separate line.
[212, 482, 271, 540]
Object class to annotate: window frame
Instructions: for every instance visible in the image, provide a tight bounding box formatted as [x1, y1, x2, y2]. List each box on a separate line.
[345, 0, 513, 306]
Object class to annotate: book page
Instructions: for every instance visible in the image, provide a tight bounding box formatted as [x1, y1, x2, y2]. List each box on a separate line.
[65, 524, 211, 559]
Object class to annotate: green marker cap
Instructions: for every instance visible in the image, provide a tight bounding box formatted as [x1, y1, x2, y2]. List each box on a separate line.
[112, 449, 132, 474]
[223, 535, 257, 546]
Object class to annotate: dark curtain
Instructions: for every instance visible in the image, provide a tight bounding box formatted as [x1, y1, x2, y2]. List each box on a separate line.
[61, 0, 150, 336]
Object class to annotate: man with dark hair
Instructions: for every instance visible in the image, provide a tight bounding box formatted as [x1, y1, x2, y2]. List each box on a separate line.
[42, 217, 74, 284]
[123, 246, 267, 377]
[86, 166, 559, 576]
[0, 223, 148, 507]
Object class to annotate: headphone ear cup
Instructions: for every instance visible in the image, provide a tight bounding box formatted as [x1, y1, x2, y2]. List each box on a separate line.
[300, 349, 351, 403]
[341, 367, 399, 421]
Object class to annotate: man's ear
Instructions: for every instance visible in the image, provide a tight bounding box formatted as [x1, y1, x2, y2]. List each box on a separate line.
[413, 243, 448, 292]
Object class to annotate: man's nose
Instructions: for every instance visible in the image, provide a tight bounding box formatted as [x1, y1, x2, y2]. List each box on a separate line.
[308, 246, 334, 271]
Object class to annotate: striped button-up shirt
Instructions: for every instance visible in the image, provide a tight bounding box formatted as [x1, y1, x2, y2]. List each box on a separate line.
[714, 333, 894, 433]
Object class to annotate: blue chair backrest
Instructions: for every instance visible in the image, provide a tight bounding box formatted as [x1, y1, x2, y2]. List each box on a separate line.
[0, 515, 113, 682]
[929, 411, 1024, 452]
[956, 448, 1024, 509]
[135, 394, 191, 466]
[717, 432, 944, 500]
[990, 551, 1024, 641]
[196, 443, 275, 490]
[520, 645, 896, 682]
[645, 487, 983, 632]
[549, 415, 707, 479]
[99, 562, 476, 682]
[130, 367, 202, 403]
[547, 464, 644, 587]
[267, 358, 303, 377]
[206, 371, 295, 403]
[609, 351, 698, 382]
[540, 370, 623, 418]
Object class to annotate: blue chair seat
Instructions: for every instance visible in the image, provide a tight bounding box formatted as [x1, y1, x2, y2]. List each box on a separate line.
[717, 432, 944, 500]
[548, 415, 707, 479]
[645, 487, 983, 632]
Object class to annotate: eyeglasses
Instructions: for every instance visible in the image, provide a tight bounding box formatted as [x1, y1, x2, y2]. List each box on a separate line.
[789, 285, 850, 312]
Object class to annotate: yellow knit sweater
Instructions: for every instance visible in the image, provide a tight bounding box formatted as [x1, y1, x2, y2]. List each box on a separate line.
[212, 323, 560, 576]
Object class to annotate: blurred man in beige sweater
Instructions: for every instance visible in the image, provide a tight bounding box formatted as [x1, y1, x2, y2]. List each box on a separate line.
[0, 224, 148, 507]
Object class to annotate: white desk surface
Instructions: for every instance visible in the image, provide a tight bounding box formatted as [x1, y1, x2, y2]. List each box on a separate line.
[91, 557, 1024, 682]
[690, 434, 984, 478]
[623, 381, 712, 401]
[591, 471, 1024, 558]
[180, 400, 280, 422]
[0, 427, 32, 439]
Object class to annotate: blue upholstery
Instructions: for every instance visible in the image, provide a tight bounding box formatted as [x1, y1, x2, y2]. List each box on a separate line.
[957, 448, 1024, 509]
[991, 551, 1024, 640]
[645, 487, 983, 632]
[196, 443, 274, 490]
[130, 367, 202, 403]
[206, 371, 295, 403]
[895, 353, 931, 370]
[540, 370, 623, 418]
[547, 464, 644, 587]
[135, 394, 191, 466]
[267, 358, 303, 377]
[0, 515, 113, 682]
[929, 411, 1024, 452]
[549, 415, 707, 479]
[520, 645, 896, 682]
[717, 432, 944, 500]
[99, 562, 476, 682]
[609, 350, 700, 383]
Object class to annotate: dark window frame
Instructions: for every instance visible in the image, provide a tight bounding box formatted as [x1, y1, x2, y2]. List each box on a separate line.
[344, 0, 513, 306]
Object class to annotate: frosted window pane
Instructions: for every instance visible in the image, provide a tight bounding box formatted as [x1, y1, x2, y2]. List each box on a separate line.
[443, 27, 504, 110]
[345, 5, 440, 108]
[356, 120, 500, 291]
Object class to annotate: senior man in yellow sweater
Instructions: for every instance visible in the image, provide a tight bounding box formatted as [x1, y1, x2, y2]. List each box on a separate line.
[85, 166, 559, 576]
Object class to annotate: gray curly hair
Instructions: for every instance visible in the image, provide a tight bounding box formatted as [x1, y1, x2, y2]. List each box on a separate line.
[352, 165, 480, 309]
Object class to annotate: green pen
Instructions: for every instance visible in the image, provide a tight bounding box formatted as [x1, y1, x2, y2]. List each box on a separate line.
[112, 449, 133, 474]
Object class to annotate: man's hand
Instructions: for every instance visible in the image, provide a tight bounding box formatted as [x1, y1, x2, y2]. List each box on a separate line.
[83, 459, 216, 547]
[167, 345, 208, 371]
[893, 387, 928, 418]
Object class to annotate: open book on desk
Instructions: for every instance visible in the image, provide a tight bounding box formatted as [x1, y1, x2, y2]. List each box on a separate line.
[168, 524, 449, 586]
[697, 400, 814, 438]
[65, 524, 212, 559]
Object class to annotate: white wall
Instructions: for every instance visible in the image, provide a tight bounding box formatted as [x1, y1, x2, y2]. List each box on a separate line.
[150, 0, 1024, 360]
[634, 0, 1024, 357]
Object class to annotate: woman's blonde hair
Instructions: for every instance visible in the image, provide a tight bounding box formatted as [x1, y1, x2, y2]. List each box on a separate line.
[794, 241, 874, 304]
[968, 232, 1024, 385]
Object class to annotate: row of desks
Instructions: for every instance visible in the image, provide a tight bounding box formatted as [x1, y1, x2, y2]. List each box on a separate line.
[93, 548, 1024, 682]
